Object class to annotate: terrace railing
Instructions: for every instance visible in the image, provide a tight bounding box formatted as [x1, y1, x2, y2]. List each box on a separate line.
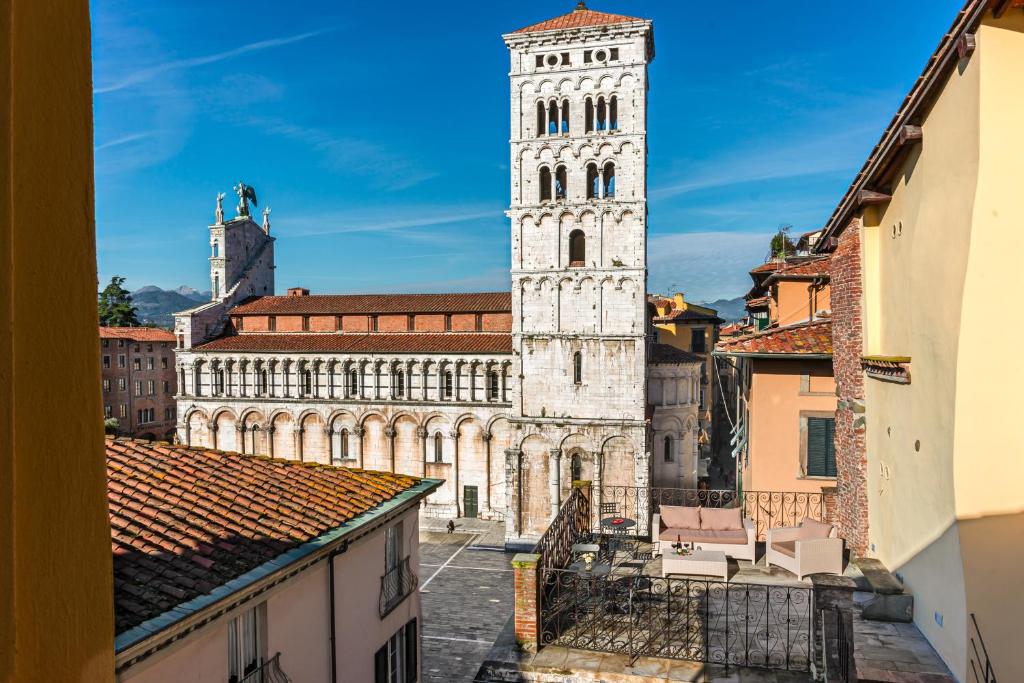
[534, 485, 591, 575]
[379, 556, 417, 618]
[969, 612, 997, 683]
[237, 653, 291, 683]
[596, 486, 835, 541]
[539, 569, 813, 672]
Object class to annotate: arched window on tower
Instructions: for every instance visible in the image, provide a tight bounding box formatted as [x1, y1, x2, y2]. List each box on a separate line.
[554, 165, 567, 200]
[586, 163, 598, 199]
[548, 101, 558, 135]
[340, 428, 349, 459]
[596, 96, 607, 131]
[609, 96, 618, 130]
[569, 229, 585, 266]
[560, 99, 570, 134]
[536, 101, 545, 138]
[603, 162, 616, 198]
[443, 371, 454, 399]
[573, 351, 582, 384]
[488, 371, 499, 400]
[349, 368, 359, 397]
[433, 433, 443, 463]
[394, 369, 405, 398]
[539, 166, 552, 202]
[212, 242, 219, 257]
[259, 368, 268, 395]
[571, 452, 582, 482]
[585, 98, 594, 133]
[302, 369, 312, 395]
[213, 274, 219, 298]
[664, 435, 674, 462]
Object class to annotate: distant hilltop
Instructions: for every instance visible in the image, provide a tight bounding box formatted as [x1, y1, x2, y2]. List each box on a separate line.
[698, 296, 746, 322]
[131, 285, 211, 328]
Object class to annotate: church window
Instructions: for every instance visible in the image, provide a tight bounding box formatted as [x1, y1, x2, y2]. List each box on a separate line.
[610, 48, 619, 61]
[609, 96, 618, 130]
[268, 316, 276, 331]
[664, 435, 673, 462]
[407, 314, 415, 331]
[585, 98, 594, 133]
[302, 316, 310, 331]
[560, 52, 569, 65]
[569, 230, 586, 266]
[394, 370, 405, 398]
[474, 314, 483, 331]
[433, 433, 443, 463]
[336, 315, 343, 331]
[444, 314, 452, 332]
[370, 315, 379, 332]
[259, 369, 268, 395]
[212, 242, 219, 257]
[488, 371, 499, 400]
[573, 352, 582, 385]
[571, 453, 582, 482]
[594, 49, 607, 62]
[583, 50, 592, 63]
[560, 99, 570, 134]
[545, 53, 558, 67]
[586, 163, 598, 199]
[340, 429, 349, 459]
[536, 102, 545, 138]
[603, 162, 616, 198]
[213, 275, 219, 298]
[443, 371, 453, 399]
[547, 101, 558, 136]
[349, 369, 359, 397]
[535, 55, 544, 68]
[302, 370, 312, 395]
[235, 316, 244, 332]
[539, 167, 552, 202]
[554, 166, 567, 200]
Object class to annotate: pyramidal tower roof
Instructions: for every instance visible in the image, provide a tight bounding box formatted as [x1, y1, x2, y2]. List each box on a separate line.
[513, 1, 644, 34]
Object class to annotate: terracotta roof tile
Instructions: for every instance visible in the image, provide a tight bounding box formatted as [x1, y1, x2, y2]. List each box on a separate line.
[195, 332, 512, 354]
[653, 308, 724, 324]
[715, 320, 832, 357]
[513, 4, 643, 33]
[649, 343, 704, 365]
[230, 292, 510, 316]
[766, 256, 831, 281]
[99, 326, 176, 342]
[745, 296, 770, 310]
[107, 437, 419, 636]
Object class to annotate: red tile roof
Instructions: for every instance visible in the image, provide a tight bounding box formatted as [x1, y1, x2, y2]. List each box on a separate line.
[107, 437, 421, 636]
[650, 343, 704, 365]
[750, 261, 786, 274]
[766, 256, 831, 280]
[513, 4, 643, 33]
[196, 332, 513, 354]
[230, 292, 511, 316]
[745, 296, 770, 310]
[715, 320, 832, 357]
[719, 322, 752, 337]
[100, 326, 176, 342]
[653, 308, 724, 325]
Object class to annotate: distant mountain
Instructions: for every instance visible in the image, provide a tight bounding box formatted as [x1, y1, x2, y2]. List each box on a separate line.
[699, 296, 747, 322]
[131, 286, 209, 328]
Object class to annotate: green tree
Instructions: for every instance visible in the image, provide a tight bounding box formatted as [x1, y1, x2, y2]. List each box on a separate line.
[103, 418, 120, 435]
[770, 225, 796, 259]
[98, 276, 139, 326]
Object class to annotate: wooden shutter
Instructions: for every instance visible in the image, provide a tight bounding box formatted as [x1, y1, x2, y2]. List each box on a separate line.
[404, 619, 418, 683]
[807, 417, 836, 477]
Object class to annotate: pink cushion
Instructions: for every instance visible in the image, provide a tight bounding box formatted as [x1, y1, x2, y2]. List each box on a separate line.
[798, 518, 834, 540]
[772, 540, 797, 558]
[700, 507, 743, 531]
[658, 528, 747, 545]
[660, 505, 700, 530]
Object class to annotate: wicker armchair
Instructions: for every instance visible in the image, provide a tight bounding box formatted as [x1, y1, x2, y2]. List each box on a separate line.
[765, 522, 843, 580]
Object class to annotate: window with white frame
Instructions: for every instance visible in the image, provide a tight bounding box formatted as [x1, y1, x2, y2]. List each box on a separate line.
[227, 604, 264, 683]
[374, 618, 417, 683]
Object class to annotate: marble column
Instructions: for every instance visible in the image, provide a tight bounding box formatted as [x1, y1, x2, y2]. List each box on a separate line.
[549, 448, 562, 519]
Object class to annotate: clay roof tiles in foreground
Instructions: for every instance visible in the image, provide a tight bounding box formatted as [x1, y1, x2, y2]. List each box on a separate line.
[513, 4, 643, 33]
[714, 319, 832, 358]
[107, 437, 421, 637]
[230, 292, 511, 316]
[196, 332, 513, 354]
[99, 326, 176, 342]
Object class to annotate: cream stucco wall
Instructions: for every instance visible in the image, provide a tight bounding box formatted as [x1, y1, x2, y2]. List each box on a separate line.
[121, 506, 422, 682]
[862, 13, 1024, 680]
[774, 280, 830, 327]
[744, 359, 837, 493]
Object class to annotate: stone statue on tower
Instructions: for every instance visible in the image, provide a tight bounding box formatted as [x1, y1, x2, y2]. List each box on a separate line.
[262, 206, 271, 234]
[233, 181, 258, 218]
[214, 192, 225, 224]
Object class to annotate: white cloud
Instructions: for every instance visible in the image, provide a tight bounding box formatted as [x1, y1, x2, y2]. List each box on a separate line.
[648, 231, 773, 303]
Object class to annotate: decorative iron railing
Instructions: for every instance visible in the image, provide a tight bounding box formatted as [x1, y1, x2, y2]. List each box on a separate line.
[533, 486, 591, 575]
[539, 569, 813, 672]
[969, 612, 997, 682]
[236, 653, 291, 683]
[379, 557, 417, 618]
[595, 487, 835, 541]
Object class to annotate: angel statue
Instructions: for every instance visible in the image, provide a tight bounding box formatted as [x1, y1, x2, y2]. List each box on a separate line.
[262, 206, 272, 234]
[214, 192, 225, 224]
[233, 181, 258, 217]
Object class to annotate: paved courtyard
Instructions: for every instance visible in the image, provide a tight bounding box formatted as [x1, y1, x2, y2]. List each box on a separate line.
[419, 529, 515, 682]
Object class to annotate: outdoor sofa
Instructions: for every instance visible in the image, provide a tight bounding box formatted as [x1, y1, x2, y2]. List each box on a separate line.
[765, 518, 844, 580]
[651, 505, 756, 561]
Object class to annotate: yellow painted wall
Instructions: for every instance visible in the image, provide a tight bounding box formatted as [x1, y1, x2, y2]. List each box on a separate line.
[745, 359, 836, 494]
[862, 14, 1024, 680]
[774, 281, 830, 327]
[0, 1, 116, 681]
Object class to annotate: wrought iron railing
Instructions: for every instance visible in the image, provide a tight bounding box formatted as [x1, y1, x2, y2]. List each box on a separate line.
[969, 612, 997, 682]
[533, 487, 591, 575]
[596, 486, 835, 541]
[379, 556, 417, 618]
[236, 653, 291, 683]
[539, 569, 813, 672]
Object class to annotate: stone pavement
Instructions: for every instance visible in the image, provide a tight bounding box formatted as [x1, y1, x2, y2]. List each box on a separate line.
[420, 514, 508, 548]
[419, 529, 516, 682]
[852, 594, 955, 682]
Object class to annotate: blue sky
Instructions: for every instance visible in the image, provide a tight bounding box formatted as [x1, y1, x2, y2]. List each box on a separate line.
[92, 0, 964, 303]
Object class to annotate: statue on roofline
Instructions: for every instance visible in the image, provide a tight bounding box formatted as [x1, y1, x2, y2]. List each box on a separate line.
[214, 192, 225, 224]
[233, 181, 258, 218]
[262, 206, 271, 234]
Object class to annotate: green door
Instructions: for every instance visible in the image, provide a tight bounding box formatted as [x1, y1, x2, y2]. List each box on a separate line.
[463, 485, 478, 519]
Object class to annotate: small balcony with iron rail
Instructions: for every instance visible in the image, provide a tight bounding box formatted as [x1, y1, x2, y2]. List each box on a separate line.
[235, 652, 290, 683]
[379, 556, 417, 618]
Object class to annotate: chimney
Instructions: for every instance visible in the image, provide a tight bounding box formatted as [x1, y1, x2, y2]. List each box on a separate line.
[287, 287, 310, 297]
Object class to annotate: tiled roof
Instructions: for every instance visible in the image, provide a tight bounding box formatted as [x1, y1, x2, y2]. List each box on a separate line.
[100, 326, 176, 342]
[719, 322, 752, 337]
[766, 256, 831, 281]
[196, 333, 513, 354]
[750, 261, 786, 274]
[649, 343, 704, 365]
[653, 308, 724, 324]
[745, 296, 770, 309]
[230, 292, 511, 316]
[107, 437, 419, 636]
[715, 320, 832, 357]
[513, 4, 643, 33]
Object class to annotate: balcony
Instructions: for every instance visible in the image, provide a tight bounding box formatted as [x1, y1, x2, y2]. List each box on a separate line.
[379, 556, 417, 618]
[236, 653, 290, 683]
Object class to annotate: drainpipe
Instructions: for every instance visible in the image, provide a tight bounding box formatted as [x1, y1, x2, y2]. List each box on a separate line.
[328, 540, 350, 683]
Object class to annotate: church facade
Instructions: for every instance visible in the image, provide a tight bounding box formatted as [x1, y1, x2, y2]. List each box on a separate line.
[174, 5, 701, 543]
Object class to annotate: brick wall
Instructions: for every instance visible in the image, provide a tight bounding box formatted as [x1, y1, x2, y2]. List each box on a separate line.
[511, 554, 540, 651]
[829, 218, 869, 555]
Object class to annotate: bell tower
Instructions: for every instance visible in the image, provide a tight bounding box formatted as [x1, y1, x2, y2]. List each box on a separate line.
[504, 5, 654, 424]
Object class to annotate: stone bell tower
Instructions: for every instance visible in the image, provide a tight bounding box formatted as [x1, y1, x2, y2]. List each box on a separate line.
[502, 4, 655, 541]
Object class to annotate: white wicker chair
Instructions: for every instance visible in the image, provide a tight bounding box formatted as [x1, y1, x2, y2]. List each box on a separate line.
[765, 524, 844, 580]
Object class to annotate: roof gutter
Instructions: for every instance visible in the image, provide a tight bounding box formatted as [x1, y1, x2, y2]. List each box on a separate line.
[115, 478, 443, 674]
[712, 350, 832, 361]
